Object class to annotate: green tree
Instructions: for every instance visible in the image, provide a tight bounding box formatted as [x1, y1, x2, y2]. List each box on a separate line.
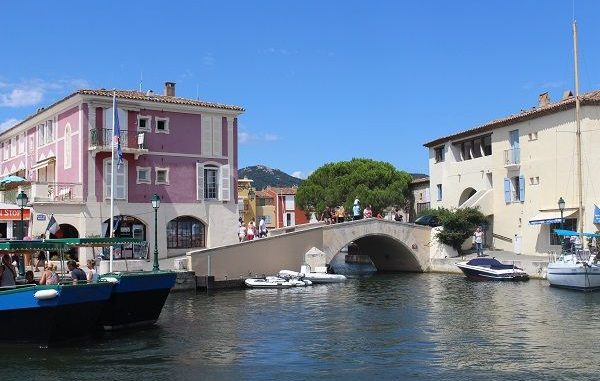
[296, 158, 412, 217]
[422, 207, 487, 253]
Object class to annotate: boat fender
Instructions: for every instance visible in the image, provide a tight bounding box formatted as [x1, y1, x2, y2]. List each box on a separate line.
[34, 289, 59, 300]
[100, 277, 119, 284]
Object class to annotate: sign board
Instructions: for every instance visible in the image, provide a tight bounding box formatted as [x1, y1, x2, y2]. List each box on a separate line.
[0, 209, 31, 221]
[37, 214, 47, 221]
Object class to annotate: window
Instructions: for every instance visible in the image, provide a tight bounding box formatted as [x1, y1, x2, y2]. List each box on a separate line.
[436, 184, 443, 201]
[155, 168, 169, 184]
[529, 176, 539, 185]
[104, 159, 127, 200]
[285, 195, 295, 210]
[10, 137, 16, 157]
[472, 138, 482, 158]
[38, 124, 45, 146]
[257, 197, 274, 206]
[64, 124, 72, 169]
[155, 117, 169, 134]
[196, 163, 230, 201]
[258, 215, 272, 224]
[204, 166, 218, 199]
[483, 135, 492, 155]
[138, 116, 150, 132]
[167, 216, 205, 249]
[434, 146, 445, 163]
[528, 132, 538, 141]
[504, 176, 525, 203]
[550, 218, 577, 245]
[136, 167, 151, 184]
[46, 120, 54, 143]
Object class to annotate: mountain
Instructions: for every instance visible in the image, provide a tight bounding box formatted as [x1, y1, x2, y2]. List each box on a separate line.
[238, 165, 303, 190]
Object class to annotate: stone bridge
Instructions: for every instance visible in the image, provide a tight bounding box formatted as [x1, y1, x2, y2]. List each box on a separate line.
[188, 219, 440, 281]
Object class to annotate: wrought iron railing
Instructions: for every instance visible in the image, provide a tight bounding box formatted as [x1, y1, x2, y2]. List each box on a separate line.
[89, 129, 146, 149]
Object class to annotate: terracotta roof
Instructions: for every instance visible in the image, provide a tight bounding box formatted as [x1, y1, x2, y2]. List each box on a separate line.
[265, 186, 298, 195]
[77, 89, 245, 111]
[255, 190, 272, 198]
[411, 177, 429, 184]
[2, 88, 244, 137]
[423, 90, 600, 147]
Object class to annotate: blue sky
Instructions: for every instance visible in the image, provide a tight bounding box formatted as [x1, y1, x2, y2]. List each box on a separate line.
[1, 1, 600, 178]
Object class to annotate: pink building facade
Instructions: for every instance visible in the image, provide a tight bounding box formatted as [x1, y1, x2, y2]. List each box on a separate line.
[0, 83, 244, 265]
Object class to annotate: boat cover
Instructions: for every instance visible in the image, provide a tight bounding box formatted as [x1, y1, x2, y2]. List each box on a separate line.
[466, 258, 516, 270]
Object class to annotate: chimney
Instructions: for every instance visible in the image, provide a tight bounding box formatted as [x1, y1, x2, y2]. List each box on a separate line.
[562, 90, 574, 99]
[538, 92, 550, 107]
[164, 82, 176, 97]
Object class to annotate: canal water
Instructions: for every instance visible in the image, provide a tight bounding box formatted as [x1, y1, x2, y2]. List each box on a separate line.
[4, 273, 600, 380]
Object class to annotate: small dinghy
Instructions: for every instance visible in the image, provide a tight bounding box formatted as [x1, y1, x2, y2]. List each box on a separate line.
[280, 268, 346, 284]
[456, 257, 529, 281]
[245, 276, 294, 289]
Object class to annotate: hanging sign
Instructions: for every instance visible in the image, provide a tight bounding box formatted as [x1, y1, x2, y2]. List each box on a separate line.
[594, 205, 600, 224]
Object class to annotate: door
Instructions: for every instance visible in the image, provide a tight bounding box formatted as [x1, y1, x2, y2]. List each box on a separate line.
[509, 129, 520, 164]
[514, 234, 522, 254]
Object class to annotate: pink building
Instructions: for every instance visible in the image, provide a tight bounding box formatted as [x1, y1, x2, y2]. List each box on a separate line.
[262, 187, 309, 228]
[0, 82, 244, 266]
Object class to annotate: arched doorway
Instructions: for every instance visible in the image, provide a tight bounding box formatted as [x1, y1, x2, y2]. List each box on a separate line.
[458, 187, 477, 206]
[167, 216, 206, 249]
[49, 223, 79, 260]
[102, 215, 148, 259]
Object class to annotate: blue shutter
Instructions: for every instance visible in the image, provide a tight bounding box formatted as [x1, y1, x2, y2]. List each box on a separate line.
[504, 178, 511, 203]
[519, 175, 525, 202]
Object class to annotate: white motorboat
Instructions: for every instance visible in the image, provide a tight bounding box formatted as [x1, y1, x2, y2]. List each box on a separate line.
[280, 266, 347, 284]
[244, 276, 293, 289]
[456, 257, 529, 281]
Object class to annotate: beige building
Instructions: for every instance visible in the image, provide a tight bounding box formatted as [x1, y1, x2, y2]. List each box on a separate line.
[424, 91, 600, 255]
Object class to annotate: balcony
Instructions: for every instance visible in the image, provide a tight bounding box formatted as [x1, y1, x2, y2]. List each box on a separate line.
[0, 182, 83, 204]
[503, 148, 520, 170]
[89, 129, 148, 159]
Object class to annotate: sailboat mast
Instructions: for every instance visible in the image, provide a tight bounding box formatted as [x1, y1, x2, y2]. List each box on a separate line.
[109, 91, 116, 272]
[573, 21, 584, 238]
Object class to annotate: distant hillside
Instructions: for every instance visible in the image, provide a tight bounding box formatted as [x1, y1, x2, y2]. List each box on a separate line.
[239, 165, 303, 190]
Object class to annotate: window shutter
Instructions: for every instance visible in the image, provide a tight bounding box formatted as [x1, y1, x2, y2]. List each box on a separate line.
[504, 178, 511, 203]
[219, 164, 230, 201]
[213, 116, 222, 156]
[519, 175, 525, 202]
[201, 116, 212, 156]
[196, 163, 204, 201]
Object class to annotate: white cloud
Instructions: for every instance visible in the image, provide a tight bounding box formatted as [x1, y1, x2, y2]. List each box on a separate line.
[0, 88, 43, 107]
[0, 118, 20, 131]
[291, 171, 305, 179]
[262, 47, 297, 56]
[0, 78, 90, 108]
[238, 130, 279, 144]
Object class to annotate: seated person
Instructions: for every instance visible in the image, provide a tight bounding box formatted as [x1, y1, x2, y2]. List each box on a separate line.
[67, 260, 87, 285]
[25, 270, 38, 285]
[0, 254, 17, 287]
[39, 263, 59, 285]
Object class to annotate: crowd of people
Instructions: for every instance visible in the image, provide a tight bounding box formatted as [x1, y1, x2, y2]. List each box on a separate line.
[0, 252, 100, 287]
[238, 217, 269, 242]
[320, 199, 404, 224]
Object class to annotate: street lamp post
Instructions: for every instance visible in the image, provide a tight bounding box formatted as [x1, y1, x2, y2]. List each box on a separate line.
[16, 190, 28, 276]
[558, 197, 566, 252]
[151, 193, 160, 271]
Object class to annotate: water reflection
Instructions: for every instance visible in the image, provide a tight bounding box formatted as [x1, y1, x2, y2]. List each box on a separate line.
[3, 274, 600, 380]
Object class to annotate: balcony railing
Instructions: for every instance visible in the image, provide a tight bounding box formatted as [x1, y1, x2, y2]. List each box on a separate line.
[90, 129, 146, 149]
[31, 182, 83, 202]
[504, 148, 520, 166]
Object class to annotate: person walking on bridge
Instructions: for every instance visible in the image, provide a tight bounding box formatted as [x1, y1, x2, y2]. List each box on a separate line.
[352, 199, 361, 220]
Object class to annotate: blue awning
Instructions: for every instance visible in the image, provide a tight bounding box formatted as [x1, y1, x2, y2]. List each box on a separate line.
[553, 229, 600, 237]
[529, 209, 577, 225]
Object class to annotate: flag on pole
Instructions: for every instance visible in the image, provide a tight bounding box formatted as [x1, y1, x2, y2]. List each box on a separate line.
[45, 215, 63, 238]
[113, 93, 124, 169]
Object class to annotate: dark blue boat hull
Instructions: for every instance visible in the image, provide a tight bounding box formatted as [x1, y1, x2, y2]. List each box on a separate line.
[97, 271, 177, 330]
[0, 283, 113, 344]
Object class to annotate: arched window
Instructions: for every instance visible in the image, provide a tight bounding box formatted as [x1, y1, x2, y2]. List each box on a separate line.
[167, 216, 205, 249]
[64, 123, 72, 169]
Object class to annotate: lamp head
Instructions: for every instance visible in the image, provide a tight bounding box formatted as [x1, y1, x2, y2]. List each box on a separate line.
[248, 187, 255, 201]
[16, 191, 28, 208]
[151, 193, 161, 209]
[558, 197, 565, 211]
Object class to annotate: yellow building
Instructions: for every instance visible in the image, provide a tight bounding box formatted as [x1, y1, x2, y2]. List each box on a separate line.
[237, 177, 256, 224]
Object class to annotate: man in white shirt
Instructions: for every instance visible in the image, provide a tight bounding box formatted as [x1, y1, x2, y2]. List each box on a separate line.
[258, 217, 268, 238]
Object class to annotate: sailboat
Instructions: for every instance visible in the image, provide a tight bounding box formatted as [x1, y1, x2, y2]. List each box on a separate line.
[546, 21, 600, 291]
